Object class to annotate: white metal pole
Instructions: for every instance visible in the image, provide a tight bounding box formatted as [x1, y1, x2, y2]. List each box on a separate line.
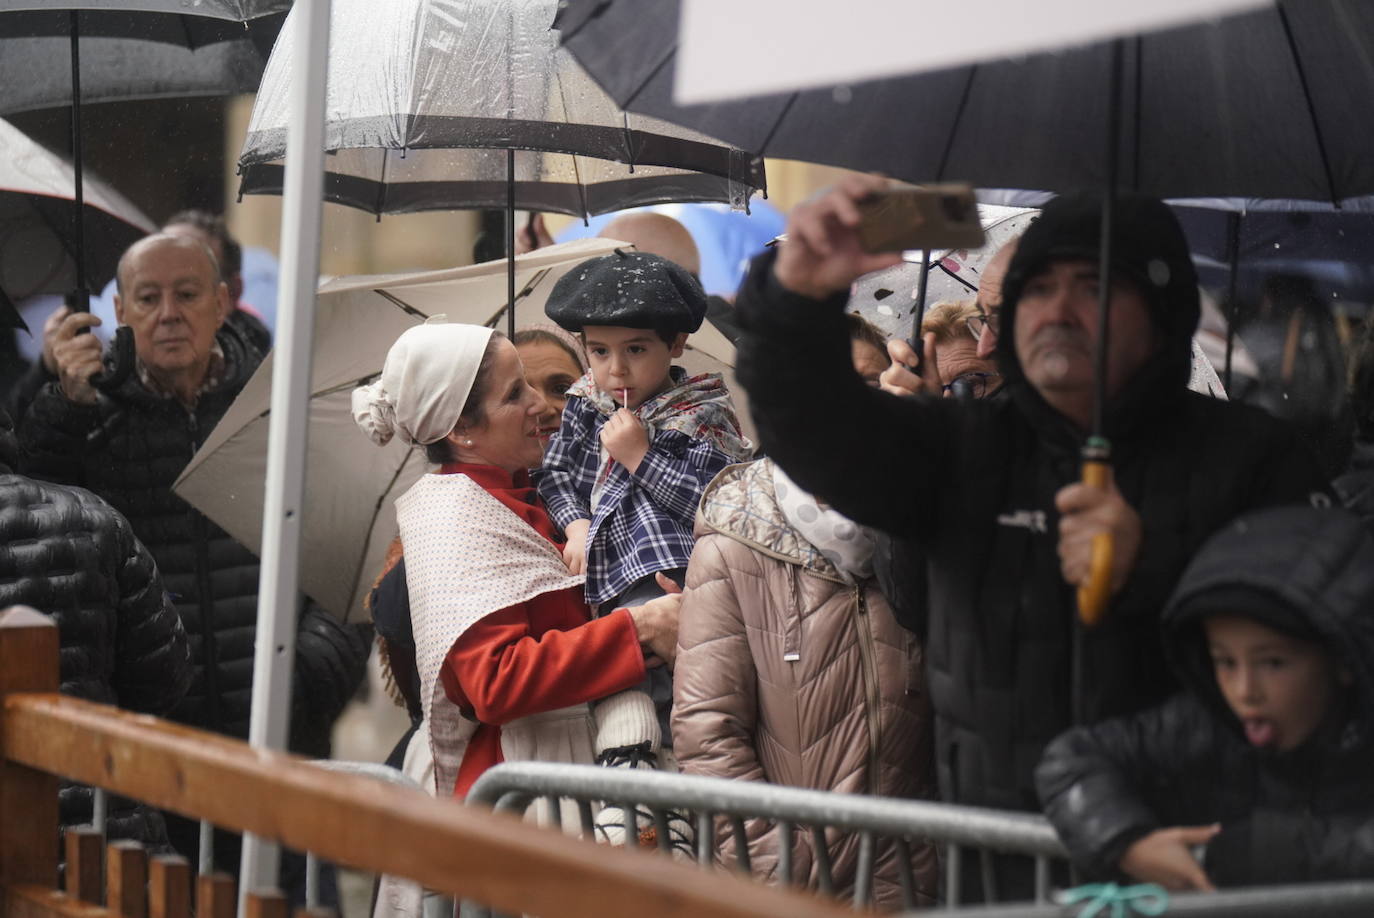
[237, 0, 331, 912]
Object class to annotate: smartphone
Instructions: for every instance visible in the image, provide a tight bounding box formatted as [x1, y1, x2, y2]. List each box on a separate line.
[855, 184, 985, 253]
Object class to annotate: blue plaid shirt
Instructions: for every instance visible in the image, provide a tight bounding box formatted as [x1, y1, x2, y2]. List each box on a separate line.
[534, 394, 736, 606]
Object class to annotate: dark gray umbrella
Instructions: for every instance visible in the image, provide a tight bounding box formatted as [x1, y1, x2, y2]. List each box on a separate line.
[559, 0, 1374, 710]
[237, 0, 766, 336]
[0, 116, 155, 328]
[0, 15, 283, 115]
[557, 0, 1374, 204]
[0, 2, 289, 319]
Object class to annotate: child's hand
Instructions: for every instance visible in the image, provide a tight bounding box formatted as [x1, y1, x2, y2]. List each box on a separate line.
[601, 408, 650, 474]
[562, 519, 590, 575]
[1119, 825, 1219, 892]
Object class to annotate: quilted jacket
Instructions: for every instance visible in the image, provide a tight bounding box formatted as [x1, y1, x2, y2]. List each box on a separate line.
[673, 459, 937, 909]
[1037, 506, 1374, 886]
[0, 411, 190, 842]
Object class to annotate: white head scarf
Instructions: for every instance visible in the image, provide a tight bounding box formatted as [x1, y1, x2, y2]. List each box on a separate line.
[352, 318, 495, 447]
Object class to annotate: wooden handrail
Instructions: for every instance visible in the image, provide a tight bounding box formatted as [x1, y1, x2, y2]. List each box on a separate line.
[0, 611, 852, 918]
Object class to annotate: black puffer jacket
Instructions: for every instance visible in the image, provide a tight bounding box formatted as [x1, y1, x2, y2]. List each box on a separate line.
[0, 412, 190, 842]
[18, 323, 370, 755]
[734, 245, 1329, 815]
[1036, 506, 1374, 886]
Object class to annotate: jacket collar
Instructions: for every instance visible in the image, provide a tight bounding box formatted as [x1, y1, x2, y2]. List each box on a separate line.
[113, 319, 260, 408]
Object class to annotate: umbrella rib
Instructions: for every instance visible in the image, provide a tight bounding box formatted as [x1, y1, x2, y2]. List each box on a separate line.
[552, 71, 592, 218]
[934, 261, 977, 293]
[1275, 5, 1339, 205]
[756, 93, 798, 160]
[348, 448, 419, 618]
[621, 41, 677, 111]
[178, 14, 198, 52]
[484, 267, 553, 327]
[934, 65, 978, 182]
[374, 289, 431, 319]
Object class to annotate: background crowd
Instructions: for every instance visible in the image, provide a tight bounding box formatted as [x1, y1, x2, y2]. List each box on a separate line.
[4, 166, 1374, 914]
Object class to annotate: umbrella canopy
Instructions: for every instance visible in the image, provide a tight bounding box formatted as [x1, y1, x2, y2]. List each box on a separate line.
[173, 239, 637, 621]
[236, 0, 764, 218]
[0, 20, 283, 115]
[0, 117, 154, 315]
[558, 0, 1374, 203]
[847, 204, 1036, 342]
[672, 0, 1268, 103]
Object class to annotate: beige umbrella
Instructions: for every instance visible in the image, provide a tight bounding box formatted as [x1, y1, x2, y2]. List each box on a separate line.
[174, 237, 750, 621]
[174, 239, 623, 621]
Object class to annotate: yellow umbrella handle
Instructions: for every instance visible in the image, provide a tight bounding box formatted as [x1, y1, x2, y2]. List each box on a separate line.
[1076, 458, 1114, 627]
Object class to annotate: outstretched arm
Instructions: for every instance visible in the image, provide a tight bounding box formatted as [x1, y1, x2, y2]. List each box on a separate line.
[735, 184, 959, 538]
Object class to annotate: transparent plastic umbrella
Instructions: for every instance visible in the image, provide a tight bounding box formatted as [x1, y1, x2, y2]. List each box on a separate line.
[237, 0, 764, 219]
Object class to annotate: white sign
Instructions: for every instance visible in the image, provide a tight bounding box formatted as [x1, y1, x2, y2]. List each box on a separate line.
[675, 0, 1271, 103]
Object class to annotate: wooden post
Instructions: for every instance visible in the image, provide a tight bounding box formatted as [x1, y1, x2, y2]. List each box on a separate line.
[148, 855, 190, 918]
[106, 841, 148, 918]
[64, 828, 104, 904]
[196, 872, 236, 918]
[244, 890, 289, 918]
[0, 607, 60, 907]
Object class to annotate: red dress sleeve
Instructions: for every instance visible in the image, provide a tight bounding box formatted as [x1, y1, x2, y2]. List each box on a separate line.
[441, 591, 646, 726]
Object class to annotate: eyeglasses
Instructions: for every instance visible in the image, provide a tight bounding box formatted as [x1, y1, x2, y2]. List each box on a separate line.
[942, 371, 1001, 400]
[966, 309, 1000, 341]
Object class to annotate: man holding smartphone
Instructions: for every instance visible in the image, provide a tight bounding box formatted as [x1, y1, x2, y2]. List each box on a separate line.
[733, 174, 1329, 900]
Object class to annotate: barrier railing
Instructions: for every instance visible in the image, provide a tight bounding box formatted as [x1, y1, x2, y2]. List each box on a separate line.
[0, 607, 855, 918]
[468, 760, 1374, 918]
[468, 761, 1068, 911]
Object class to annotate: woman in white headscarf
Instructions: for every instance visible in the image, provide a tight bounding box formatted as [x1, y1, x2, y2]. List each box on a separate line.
[353, 319, 680, 806]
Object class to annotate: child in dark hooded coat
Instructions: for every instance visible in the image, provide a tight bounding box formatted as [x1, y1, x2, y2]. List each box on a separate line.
[1036, 504, 1374, 891]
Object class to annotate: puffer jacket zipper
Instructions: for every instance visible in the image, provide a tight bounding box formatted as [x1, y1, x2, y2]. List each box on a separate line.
[852, 585, 883, 793]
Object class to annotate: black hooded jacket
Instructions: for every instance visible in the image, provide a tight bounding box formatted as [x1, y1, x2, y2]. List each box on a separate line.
[0, 411, 190, 843]
[17, 322, 370, 755]
[1036, 506, 1374, 885]
[733, 220, 1328, 812]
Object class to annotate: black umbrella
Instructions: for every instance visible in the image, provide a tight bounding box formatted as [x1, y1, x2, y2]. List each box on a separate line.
[237, 0, 766, 338]
[558, 0, 1374, 203]
[559, 0, 1374, 721]
[0, 3, 289, 316]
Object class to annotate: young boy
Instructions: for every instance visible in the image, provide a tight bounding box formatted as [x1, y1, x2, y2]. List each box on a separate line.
[535, 250, 752, 778]
[1036, 504, 1374, 892]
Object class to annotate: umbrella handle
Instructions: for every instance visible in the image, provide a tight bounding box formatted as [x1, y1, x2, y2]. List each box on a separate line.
[1076, 458, 1114, 627]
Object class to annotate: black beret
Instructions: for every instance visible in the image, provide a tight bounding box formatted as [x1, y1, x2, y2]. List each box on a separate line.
[545, 250, 708, 333]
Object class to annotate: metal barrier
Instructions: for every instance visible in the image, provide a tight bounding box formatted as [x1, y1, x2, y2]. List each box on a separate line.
[955, 881, 1374, 918]
[467, 762, 1069, 911]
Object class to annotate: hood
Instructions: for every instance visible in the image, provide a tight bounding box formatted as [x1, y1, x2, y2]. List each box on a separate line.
[1161, 505, 1374, 745]
[695, 458, 843, 581]
[997, 192, 1200, 445]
